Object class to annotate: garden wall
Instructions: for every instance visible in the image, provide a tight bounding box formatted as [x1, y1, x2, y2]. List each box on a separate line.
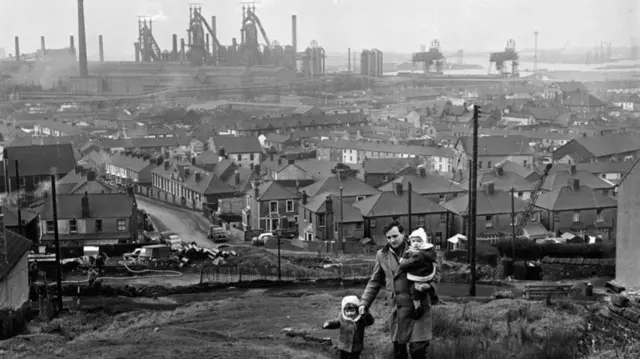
[540, 257, 615, 281]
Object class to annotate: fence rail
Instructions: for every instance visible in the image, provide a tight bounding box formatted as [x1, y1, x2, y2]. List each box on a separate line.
[199, 264, 374, 284]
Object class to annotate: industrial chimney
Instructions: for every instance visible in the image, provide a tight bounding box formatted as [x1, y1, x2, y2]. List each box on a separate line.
[172, 34, 178, 60]
[291, 14, 297, 72]
[180, 38, 185, 62]
[14, 36, 20, 61]
[348, 47, 351, 73]
[98, 35, 104, 62]
[77, 0, 89, 77]
[70, 35, 75, 53]
[41, 36, 46, 54]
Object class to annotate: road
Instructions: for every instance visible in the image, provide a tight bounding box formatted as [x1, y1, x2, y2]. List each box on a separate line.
[136, 196, 214, 248]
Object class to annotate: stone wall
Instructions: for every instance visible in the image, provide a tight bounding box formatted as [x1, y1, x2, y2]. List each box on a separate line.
[593, 294, 640, 339]
[0, 303, 29, 340]
[540, 257, 615, 281]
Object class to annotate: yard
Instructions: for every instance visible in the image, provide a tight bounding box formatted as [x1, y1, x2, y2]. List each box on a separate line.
[1, 284, 631, 359]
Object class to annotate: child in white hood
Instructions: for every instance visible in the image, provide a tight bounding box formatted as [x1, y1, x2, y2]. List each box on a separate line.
[399, 227, 440, 319]
[322, 295, 374, 359]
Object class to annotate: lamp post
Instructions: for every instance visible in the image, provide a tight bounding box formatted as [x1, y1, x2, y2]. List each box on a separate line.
[276, 227, 282, 280]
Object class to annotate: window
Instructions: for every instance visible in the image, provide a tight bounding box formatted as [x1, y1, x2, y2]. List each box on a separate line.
[510, 214, 517, 226]
[531, 212, 538, 222]
[478, 161, 483, 169]
[572, 211, 580, 223]
[269, 201, 278, 213]
[485, 215, 493, 228]
[293, 216, 299, 227]
[438, 194, 445, 203]
[318, 214, 326, 226]
[286, 200, 294, 212]
[69, 219, 78, 233]
[518, 192, 524, 198]
[355, 222, 363, 230]
[487, 161, 492, 169]
[250, 153, 254, 161]
[523, 160, 528, 168]
[554, 212, 560, 222]
[95, 219, 103, 232]
[371, 219, 377, 228]
[237, 154, 242, 161]
[117, 219, 126, 231]
[46, 221, 55, 233]
[356, 196, 365, 202]
[19, 177, 25, 187]
[440, 214, 446, 223]
[305, 232, 313, 241]
[417, 216, 425, 227]
[596, 209, 604, 222]
[382, 175, 388, 182]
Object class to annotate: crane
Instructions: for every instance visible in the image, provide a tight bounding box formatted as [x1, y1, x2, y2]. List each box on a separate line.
[514, 163, 553, 239]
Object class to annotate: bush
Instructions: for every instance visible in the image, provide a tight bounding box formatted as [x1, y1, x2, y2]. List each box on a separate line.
[492, 240, 615, 260]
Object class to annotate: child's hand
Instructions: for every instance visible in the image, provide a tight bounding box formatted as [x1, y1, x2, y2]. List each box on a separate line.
[399, 257, 408, 264]
[322, 321, 330, 329]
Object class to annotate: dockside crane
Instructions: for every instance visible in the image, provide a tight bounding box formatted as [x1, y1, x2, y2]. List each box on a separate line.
[513, 163, 553, 239]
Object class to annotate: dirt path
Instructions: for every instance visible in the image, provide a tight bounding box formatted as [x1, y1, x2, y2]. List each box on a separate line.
[136, 196, 213, 248]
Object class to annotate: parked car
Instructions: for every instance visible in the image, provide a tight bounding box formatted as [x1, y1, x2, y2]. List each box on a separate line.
[251, 232, 275, 246]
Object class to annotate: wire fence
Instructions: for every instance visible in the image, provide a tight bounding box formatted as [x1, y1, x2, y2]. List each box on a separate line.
[199, 264, 374, 284]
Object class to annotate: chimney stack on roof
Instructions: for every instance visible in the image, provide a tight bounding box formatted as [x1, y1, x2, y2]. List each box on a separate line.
[86, 170, 96, 181]
[288, 159, 295, 165]
[81, 191, 90, 218]
[495, 165, 504, 176]
[254, 164, 261, 176]
[235, 171, 240, 185]
[569, 178, 580, 190]
[485, 182, 495, 194]
[394, 182, 404, 196]
[418, 167, 426, 178]
[569, 164, 577, 175]
[253, 179, 260, 198]
[301, 190, 308, 205]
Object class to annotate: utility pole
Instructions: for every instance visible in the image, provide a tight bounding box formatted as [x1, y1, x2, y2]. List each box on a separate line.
[510, 186, 516, 260]
[51, 174, 63, 312]
[276, 228, 282, 280]
[469, 105, 479, 297]
[339, 186, 344, 251]
[15, 160, 22, 236]
[466, 159, 472, 264]
[408, 182, 413, 231]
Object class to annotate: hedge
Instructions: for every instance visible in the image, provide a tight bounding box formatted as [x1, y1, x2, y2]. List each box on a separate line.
[492, 239, 615, 260]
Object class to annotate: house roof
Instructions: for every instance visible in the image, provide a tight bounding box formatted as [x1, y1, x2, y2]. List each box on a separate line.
[1, 143, 76, 177]
[476, 168, 535, 193]
[109, 153, 157, 173]
[0, 226, 33, 281]
[443, 188, 527, 216]
[352, 189, 448, 217]
[252, 181, 297, 201]
[576, 161, 631, 174]
[363, 158, 417, 175]
[195, 151, 219, 166]
[528, 107, 558, 122]
[302, 193, 363, 223]
[2, 206, 39, 226]
[302, 175, 379, 198]
[553, 81, 588, 93]
[40, 193, 136, 219]
[379, 172, 465, 195]
[543, 167, 614, 191]
[574, 134, 640, 158]
[264, 133, 291, 144]
[151, 161, 236, 195]
[534, 182, 617, 211]
[563, 92, 608, 107]
[212, 136, 262, 154]
[458, 135, 534, 156]
[494, 160, 538, 180]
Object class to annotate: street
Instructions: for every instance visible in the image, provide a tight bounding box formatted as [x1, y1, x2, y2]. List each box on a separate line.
[136, 196, 214, 248]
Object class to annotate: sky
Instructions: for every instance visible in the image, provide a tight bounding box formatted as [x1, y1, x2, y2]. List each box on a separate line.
[0, 0, 638, 61]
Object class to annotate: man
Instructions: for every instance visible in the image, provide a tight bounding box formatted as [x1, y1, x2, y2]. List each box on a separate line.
[359, 221, 441, 359]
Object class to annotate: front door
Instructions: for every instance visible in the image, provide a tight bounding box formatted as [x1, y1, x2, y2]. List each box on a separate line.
[270, 219, 280, 232]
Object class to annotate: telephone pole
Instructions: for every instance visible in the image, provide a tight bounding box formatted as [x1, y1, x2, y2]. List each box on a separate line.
[15, 160, 22, 236]
[51, 174, 63, 312]
[510, 186, 516, 260]
[339, 186, 344, 251]
[408, 182, 413, 231]
[469, 105, 479, 297]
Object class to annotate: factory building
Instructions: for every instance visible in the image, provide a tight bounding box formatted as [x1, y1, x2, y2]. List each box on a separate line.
[360, 49, 383, 78]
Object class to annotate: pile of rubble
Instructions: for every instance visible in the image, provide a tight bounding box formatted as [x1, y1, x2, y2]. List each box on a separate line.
[175, 242, 238, 266]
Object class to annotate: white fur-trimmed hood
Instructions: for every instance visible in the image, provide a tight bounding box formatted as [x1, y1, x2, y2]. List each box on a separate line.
[341, 295, 361, 322]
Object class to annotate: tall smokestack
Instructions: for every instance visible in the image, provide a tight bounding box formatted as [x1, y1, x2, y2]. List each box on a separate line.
[172, 34, 178, 60]
[14, 36, 20, 62]
[134, 42, 140, 62]
[70, 35, 75, 52]
[77, 0, 88, 77]
[180, 38, 185, 62]
[292, 14, 297, 72]
[348, 47, 351, 73]
[41, 36, 46, 54]
[533, 31, 539, 73]
[98, 35, 104, 62]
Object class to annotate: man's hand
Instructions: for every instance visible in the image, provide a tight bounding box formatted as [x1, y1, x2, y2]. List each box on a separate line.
[322, 321, 330, 329]
[414, 282, 431, 292]
[358, 306, 367, 315]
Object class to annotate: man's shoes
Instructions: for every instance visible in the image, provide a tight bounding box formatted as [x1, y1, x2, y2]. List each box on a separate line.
[413, 306, 424, 319]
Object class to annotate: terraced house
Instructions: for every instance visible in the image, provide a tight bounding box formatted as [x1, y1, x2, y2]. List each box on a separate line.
[106, 151, 161, 187]
[150, 159, 255, 211]
[233, 112, 368, 137]
[208, 136, 262, 168]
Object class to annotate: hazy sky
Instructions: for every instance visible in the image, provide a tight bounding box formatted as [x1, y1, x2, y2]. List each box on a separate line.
[0, 0, 637, 60]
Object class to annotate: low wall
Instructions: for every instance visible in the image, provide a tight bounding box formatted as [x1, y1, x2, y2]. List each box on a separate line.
[290, 239, 374, 255]
[540, 257, 615, 281]
[0, 302, 30, 340]
[593, 294, 640, 340]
